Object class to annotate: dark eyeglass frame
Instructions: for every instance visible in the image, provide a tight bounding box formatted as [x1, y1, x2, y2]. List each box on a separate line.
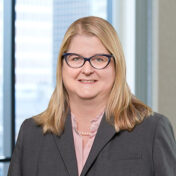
[62, 53, 114, 69]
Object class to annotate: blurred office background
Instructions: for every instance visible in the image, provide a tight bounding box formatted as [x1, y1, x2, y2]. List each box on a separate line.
[0, 0, 176, 175]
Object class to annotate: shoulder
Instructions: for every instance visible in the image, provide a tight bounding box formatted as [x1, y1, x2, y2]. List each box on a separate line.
[134, 112, 176, 143]
[21, 117, 37, 127]
[126, 112, 175, 142]
[148, 114, 176, 174]
[20, 117, 41, 132]
[149, 112, 176, 141]
[18, 117, 44, 144]
[138, 112, 173, 131]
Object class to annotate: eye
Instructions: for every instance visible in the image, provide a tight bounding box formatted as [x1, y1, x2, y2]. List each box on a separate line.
[72, 57, 81, 61]
[92, 56, 107, 62]
[68, 55, 82, 62]
[96, 57, 104, 62]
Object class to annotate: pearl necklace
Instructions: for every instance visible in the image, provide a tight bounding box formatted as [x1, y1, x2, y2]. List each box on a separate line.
[77, 130, 92, 136]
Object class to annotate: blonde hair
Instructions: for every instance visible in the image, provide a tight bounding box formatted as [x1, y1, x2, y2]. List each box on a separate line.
[34, 16, 153, 135]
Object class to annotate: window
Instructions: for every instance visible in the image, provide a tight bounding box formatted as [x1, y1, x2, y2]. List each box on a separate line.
[1, 1, 143, 175]
[0, 1, 109, 174]
[15, 0, 108, 139]
[112, 0, 136, 94]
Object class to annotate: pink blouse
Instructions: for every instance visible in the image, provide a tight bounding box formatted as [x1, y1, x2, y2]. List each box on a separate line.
[71, 112, 103, 176]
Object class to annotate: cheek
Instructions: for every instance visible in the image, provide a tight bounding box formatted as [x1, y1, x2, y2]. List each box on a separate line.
[105, 66, 115, 84]
[111, 71, 116, 85]
[62, 65, 79, 86]
[100, 71, 115, 91]
[62, 65, 71, 89]
[62, 63, 72, 80]
[62, 67, 67, 83]
[62, 71, 72, 94]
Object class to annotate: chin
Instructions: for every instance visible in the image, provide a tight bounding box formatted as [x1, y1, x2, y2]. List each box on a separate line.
[78, 94, 97, 100]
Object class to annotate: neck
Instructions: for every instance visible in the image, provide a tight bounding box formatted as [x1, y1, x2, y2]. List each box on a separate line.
[69, 97, 106, 124]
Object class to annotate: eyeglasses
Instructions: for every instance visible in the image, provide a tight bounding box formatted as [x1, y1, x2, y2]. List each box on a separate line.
[62, 53, 113, 69]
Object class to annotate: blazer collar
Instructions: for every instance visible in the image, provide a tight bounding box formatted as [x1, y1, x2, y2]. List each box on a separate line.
[52, 112, 78, 176]
[53, 112, 116, 176]
[81, 113, 116, 176]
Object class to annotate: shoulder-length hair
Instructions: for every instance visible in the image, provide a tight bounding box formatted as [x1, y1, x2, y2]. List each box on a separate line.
[34, 16, 153, 135]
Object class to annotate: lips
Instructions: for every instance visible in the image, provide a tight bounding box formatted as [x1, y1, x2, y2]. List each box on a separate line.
[78, 79, 97, 83]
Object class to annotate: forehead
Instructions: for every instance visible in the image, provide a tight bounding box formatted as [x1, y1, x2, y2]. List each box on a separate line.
[67, 34, 109, 55]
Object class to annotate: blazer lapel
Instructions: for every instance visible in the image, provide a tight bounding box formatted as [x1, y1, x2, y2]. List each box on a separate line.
[81, 114, 117, 176]
[52, 113, 78, 176]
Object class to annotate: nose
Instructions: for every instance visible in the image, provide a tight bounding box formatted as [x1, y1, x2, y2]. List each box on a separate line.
[81, 60, 94, 75]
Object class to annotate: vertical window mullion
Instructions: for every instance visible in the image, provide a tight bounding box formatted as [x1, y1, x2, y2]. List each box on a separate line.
[2, 0, 15, 174]
[107, 0, 113, 24]
[135, 0, 152, 106]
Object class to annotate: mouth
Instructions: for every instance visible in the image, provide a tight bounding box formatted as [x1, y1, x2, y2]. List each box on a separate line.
[78, 79, 97, 84]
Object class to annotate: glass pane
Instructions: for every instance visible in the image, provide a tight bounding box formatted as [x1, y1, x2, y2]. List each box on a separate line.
[0, 163, 9, 176]
[0, 0, 4, 175]
[15, 0, 54, 136]
[15, 0, 107, 137]
[0, 164, 2, 176]
[0, 0, 3, 157]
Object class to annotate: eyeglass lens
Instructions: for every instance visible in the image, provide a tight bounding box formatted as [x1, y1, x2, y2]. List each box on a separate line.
[66, 54, 110, 69]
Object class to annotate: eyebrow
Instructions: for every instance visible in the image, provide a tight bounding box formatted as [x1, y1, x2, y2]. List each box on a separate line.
[64, 53, 111, 57]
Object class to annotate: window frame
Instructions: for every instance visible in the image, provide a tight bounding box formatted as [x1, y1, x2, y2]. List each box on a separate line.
[0, 0, 15, 175]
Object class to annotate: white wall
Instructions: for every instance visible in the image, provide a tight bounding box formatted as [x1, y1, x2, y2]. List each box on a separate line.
[153, 0, 176, 135]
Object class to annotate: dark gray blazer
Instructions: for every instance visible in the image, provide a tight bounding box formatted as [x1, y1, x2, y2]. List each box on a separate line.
[8, 113, 176, 176]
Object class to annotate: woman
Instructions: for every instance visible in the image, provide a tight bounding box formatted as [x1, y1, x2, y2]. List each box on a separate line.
[8, 16, 176, 176]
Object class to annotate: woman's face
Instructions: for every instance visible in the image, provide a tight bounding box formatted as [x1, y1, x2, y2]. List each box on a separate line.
[62, 34, 115, 103]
